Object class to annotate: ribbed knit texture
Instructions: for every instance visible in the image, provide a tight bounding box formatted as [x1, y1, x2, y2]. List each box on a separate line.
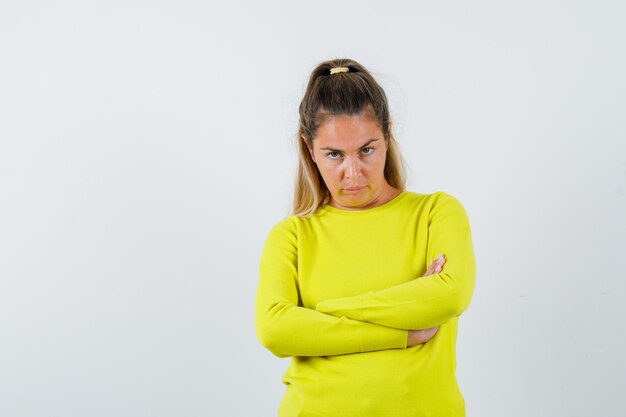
[254, 191, 476, 417]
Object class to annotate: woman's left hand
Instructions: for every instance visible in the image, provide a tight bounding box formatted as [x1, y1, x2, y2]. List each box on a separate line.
[423, 254, 445, 277]
[405, 254, 447, 347]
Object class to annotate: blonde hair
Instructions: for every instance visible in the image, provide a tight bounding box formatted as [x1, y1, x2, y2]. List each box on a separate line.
[293, 58, 407, 217]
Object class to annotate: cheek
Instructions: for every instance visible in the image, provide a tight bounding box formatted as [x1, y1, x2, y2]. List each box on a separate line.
[317, 162, 340, 181]
[376, 153, 388, 169]
[365, 155, 386, 171]
[364, 157, 387, 181]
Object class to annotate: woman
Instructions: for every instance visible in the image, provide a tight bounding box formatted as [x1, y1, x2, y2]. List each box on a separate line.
[254, 58, 476, 417]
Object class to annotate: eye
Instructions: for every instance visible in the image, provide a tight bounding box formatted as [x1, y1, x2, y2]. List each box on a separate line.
[361, 147, 374, 155]
[326, 151, 341, 160]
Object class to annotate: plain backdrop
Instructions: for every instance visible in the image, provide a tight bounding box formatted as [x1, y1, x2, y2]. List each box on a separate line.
[1, 1, 625, 416]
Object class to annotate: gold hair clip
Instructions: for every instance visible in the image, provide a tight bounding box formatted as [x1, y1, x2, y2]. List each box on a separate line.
[330, 67, 349, 74]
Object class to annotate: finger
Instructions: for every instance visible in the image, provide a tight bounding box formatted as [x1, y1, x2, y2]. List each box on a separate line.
[427, 326, 439, 337]
[420, 326, 438, 334]
[419, 328, 437, 342]
[428, 256, 442, 270]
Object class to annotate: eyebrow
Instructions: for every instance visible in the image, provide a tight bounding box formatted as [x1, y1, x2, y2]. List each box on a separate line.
[319, 138, 379, 152]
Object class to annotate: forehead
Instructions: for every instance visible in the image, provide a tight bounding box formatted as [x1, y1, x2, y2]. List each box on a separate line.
[314, 113, 383, 147]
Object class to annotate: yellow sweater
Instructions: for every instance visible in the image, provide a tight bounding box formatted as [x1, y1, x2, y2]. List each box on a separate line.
[254, 191, 476, 417]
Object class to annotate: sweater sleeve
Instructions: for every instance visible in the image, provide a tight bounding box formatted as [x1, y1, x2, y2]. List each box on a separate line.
[254, 217, 408, 358]
[315, 192, 476, 330]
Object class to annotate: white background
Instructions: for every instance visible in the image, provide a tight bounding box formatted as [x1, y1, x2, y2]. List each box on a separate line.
[1, 1, 625, 416]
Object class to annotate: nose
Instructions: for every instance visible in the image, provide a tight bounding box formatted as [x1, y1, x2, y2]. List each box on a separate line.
[345, 157, 361, 180]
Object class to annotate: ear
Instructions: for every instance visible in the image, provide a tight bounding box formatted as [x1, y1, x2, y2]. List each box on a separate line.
[302, 135, 316, 163]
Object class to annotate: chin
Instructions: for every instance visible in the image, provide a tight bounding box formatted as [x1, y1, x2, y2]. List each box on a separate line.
[336, 194, 373, 207]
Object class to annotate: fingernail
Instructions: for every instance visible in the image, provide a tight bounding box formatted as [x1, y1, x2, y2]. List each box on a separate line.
[437, 254, 443, 260]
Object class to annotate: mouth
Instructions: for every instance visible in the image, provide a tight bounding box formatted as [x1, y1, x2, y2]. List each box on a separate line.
[343, 186, 365, 194]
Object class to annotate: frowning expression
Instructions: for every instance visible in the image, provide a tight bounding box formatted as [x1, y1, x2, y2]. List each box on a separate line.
[306, 111, 393, 210]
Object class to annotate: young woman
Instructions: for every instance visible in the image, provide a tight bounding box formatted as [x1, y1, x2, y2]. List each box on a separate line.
[254, 58, 476, 417]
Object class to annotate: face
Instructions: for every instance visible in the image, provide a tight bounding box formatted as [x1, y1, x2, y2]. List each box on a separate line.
[306, 111, 396, 210]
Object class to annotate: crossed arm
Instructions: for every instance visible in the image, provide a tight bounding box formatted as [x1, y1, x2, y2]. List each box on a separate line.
[254, 217, 408, 358]
[254, 193, 476, 358]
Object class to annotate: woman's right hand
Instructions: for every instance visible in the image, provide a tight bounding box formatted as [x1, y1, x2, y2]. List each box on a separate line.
[406, 254, 447, 347]
[407, 326, 439, 347]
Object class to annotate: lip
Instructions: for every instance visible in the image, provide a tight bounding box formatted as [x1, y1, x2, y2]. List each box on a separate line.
[343, 186, 365, 194]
